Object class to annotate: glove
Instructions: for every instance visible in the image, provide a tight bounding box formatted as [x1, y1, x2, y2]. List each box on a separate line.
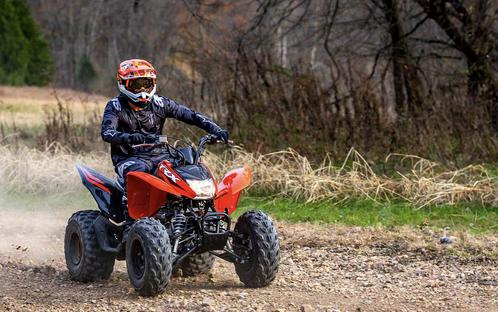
[214, 129, 229, 143]
[128, 133, 145, 144]
[144, 134, 157, 143]
[128, 133, 157, 144]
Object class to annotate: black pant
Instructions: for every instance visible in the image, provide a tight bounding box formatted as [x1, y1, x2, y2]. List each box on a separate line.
[115, 154, 173, 192]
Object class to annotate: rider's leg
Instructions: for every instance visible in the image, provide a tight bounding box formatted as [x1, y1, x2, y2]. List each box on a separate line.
[115, 157, 154, 193]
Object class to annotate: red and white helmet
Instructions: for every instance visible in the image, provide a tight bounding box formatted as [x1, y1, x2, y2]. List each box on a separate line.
[117, 59, 157, 106]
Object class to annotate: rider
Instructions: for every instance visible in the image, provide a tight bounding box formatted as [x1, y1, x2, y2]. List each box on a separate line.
[101, 59, 228, 192]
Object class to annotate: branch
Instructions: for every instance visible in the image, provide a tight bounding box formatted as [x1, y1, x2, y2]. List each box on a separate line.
[413, 0, 478, 61]
[448, 0, 471, 26]
[323, 0, 340, 61]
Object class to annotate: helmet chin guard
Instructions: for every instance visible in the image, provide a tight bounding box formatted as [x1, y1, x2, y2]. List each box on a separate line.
[118, 82, 157, 106]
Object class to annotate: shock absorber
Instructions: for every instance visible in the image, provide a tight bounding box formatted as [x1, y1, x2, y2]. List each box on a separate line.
[172, 212, 187, 254]
[173, 213, 186, 236]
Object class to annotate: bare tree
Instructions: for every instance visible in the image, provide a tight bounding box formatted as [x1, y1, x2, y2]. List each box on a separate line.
[413, 0, 497, 95]
[25, 0, 498, 161]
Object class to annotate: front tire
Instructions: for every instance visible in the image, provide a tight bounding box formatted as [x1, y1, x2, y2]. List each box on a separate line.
[64, 210, 115, 282]
[126, 218, 172, 296]
[233, 210, 280, 288]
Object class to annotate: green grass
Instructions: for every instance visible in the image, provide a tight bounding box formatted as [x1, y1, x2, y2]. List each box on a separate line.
[482, 164, 498, 178]
[237, 197, 498, 234]
[1, 192, 496, 234]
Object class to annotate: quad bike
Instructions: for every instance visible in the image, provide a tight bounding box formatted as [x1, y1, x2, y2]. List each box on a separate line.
[64, 134, 280, 296]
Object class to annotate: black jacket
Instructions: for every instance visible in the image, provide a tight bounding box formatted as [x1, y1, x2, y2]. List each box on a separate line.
[101, 94, 222, 165]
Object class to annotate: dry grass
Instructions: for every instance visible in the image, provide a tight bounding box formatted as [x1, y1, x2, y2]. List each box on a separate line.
[1, 144, 497, 208]
[0, 144, 113, 194]
[206, 147, 498, 207]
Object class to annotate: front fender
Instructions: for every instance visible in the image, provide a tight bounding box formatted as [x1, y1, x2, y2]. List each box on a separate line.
[214, 166, 252, 215]
[126, 171, 196, 220]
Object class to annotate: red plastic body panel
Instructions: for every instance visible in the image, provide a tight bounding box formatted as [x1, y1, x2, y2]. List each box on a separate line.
[126, 161, 198, 220]
[126, 172, 170, 220]
[156, 160, 196, 198]
[214, 166, 252, 215]
[127, 164, 251, 219]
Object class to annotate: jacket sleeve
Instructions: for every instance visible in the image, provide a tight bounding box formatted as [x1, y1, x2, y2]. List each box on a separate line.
[161, 97, 223, 134]
[101, 99, 130, 144]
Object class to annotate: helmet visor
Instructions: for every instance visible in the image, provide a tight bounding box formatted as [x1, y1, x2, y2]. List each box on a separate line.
[125, 77, 155, 93]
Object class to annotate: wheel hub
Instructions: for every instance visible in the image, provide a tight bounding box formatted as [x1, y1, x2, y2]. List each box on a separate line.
[130, 239, 145, 279]
[69, 232, 82, 266]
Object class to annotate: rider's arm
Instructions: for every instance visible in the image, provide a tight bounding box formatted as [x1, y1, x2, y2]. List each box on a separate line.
[160, 96, 223, 134]
[101, 100, 131, 144]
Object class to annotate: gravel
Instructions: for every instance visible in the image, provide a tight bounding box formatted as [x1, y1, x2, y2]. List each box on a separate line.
[0, 222, 497, 311]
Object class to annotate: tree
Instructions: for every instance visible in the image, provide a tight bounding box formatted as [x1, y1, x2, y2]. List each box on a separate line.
[0, 0, 53, 85]
[410, 0, 498, 130]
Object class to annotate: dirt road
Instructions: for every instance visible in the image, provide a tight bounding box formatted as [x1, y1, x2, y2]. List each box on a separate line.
[0, 210, 497, 312]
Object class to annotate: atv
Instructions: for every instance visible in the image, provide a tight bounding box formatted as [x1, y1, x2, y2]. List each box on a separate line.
[64, 134, 280, 296]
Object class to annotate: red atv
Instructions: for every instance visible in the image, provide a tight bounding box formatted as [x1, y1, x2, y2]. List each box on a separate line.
[64, 134, 280, 296]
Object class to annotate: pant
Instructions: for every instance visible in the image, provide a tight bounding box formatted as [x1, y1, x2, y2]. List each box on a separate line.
[115, 154, 173, 192]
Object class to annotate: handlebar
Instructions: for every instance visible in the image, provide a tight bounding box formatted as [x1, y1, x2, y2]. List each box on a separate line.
[130, 143, 156, 148]
[131, 135, 169, 149]
[195, 134, 234, 163]
[221, 139, 235, 145]
[131, 134, 234, 164]
[202, 134, 234, 146]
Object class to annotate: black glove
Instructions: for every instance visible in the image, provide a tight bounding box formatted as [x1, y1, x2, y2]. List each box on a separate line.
[214, 129, 229, 143]
[144, 134, 157, 143]
[128, 133, 157, 144]
[128, 133, 145, 144]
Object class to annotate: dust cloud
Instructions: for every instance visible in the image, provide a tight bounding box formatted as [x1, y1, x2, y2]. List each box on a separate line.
[0, 193, 71, 263]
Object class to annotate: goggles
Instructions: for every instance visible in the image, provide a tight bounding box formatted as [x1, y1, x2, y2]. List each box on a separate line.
[125, 77, 155, 93]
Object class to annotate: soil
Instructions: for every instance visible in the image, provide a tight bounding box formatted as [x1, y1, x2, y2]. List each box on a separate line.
[0, 212, 497, 312]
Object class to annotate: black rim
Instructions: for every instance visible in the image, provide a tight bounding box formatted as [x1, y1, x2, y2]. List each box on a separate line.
[69, 232, 82, 266]
[130, 238, 145, 279]
[233, 231, 253, 261]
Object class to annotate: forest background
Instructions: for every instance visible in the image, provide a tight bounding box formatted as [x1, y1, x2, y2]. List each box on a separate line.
[3, 0, 498, 165]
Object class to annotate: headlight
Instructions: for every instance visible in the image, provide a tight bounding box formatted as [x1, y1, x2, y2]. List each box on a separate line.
[186, 178, 215, 199]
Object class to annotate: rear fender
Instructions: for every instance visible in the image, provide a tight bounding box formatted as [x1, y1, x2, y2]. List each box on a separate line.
[76, 165, 112, 217]
[214, 166, 252, 215]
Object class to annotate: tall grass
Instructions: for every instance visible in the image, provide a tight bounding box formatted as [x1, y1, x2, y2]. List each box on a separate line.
[0, 144, 496, 208]
[205, 148, 498, 207]
[0, 144, 113, 194]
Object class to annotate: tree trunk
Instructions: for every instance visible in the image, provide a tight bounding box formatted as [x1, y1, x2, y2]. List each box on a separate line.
[382, 0, 425, 115]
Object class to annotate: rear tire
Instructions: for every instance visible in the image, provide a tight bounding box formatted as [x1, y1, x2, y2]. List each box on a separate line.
[233, 210, 280, 288]
[64, 210, 115, 282]
[126, 218, 172, 296]
[179, 252, 215, 276]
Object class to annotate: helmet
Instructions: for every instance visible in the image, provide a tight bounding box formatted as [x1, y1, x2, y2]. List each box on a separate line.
[117, 59, 157, 107]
